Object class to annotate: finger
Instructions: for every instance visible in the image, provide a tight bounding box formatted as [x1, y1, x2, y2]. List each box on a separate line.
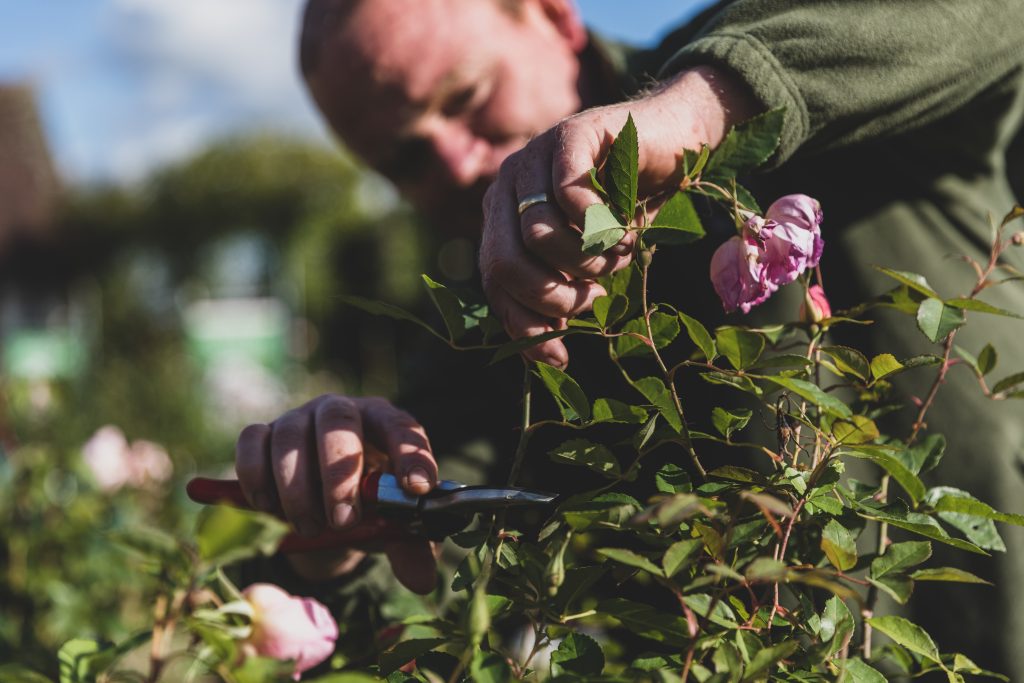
[520, 202, 632, 277]
[314, 395, 365, 530]
[483, 280, 569, 369]
[358, 398, 437, 496]
[270, 408, 322, 536]
[384, 539, 437, 595]
[552, 117, 614, 228]
[235, 423, 275, 513]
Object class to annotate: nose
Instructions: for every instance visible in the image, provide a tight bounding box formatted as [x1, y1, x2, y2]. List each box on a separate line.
[426, 122, 489, 188]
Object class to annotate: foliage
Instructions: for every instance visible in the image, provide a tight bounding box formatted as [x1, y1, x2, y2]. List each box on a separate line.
[6, 121, 1024, 682]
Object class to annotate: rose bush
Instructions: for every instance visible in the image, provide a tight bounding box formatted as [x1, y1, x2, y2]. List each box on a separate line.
[242, 584, 339, 679]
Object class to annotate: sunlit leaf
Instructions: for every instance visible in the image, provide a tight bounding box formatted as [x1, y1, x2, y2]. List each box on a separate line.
[549, 439, 620, 478]
[821, 519, 857, 571]
[605, 113, 639, 222]
[534, 362, 591, 422]
[581, 203, 626, 255]
[865, 616, 942, 664]
[917, 298, 965, 343]
[715, 327, 765, 370]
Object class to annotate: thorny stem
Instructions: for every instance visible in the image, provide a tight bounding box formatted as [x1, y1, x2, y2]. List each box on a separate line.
[767, 498, 807, 638]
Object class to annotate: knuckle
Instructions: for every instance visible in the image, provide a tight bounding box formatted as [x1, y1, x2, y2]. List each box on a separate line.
[270, 415, 307, 451]
[315, 394, 360, 425]
[521, 221, 549, 251]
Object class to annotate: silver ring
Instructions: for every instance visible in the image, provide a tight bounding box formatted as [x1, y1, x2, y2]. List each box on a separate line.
[517, 192, 549, 216]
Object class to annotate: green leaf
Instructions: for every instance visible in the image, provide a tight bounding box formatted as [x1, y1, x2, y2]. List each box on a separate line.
[682, 593, 739, 629]
[873, 267, 941, 299]
[820, 346, 870, 381]
[634, 376, 682, 432]
[340, 294, 441, 339]
[944, 297, 1024, 319]
[379, 638, 446, 676]
[711, 407, 752, 439]
[470, 651, 511, 683]
[490, 328, 586, 364]
[587, 166, 606, 196]
[551, 632, 605, 677]
[705, 108, 785, 178]
[581, 203, 627, 255]
[645, 191, 705, 246]
[561, 492, 640, 531]
[855, 503, 987, 554]
[992, 371, 1024, 395]
[930, 489, 1024, 527]
[195, 505, 289, 567]
[977, 344, 998, 376]
[763, 376, 853, 419]
[821, 519, 857, 571]
[0, 664, 54, 683]
[744, 557, 788, 581]
[901, 434, 946, 475]
[869, 574, 914, 604]
[741, 641, 799, 682]
[819, 596, 854, 656]
[58, 633, 150, 683]
[865, 616, 942, 665]
[597, 548, 663, 576]
[840, 659, 888, 683]
[870, 541, 932, 579]
[655, 463, 692, 494]
[911, 567, 992, 584]
[678, 311, 716, 361]
[593, 294, 628, 328]
[615, 312, 680, 357]
[715, 327, 765, 370]
[421, 275, 468, 341]
[233, 657, 298, 683]
[684, 143, 711, 178]
[917, 298, 966, 343]
[534, 362, 591, 422]
[870, 353, 904, 381]
[592, 398, 647, 424]
[663, 539, 702, 577]
[549, 439, 620, 478]
[606, 113, 639, 222]
[831, 415, 881, 445]
[843, 448, 925, 505]
[597, 598, 691, 647]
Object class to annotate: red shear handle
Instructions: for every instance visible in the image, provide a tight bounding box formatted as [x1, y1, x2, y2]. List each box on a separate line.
[186, 475, 414, 553]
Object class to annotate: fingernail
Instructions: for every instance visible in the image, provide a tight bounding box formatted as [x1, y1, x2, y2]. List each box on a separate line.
[252, 493, 270, 512]
[333, 503, 357, 529]
[405, 467, 432, 492]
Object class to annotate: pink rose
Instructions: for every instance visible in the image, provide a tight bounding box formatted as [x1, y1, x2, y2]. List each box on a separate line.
[242, 584, 339, 680]
[800, 285, 832, 323]
[709, 229, 774, 314]
[760, 194, 824, 287]
[81, 426, 173, 492]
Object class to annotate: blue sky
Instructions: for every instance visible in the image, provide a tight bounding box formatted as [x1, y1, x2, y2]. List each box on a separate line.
[0, 1, 710, 185]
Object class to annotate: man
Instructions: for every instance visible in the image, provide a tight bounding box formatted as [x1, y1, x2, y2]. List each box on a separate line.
[237, 0, 1024, 674]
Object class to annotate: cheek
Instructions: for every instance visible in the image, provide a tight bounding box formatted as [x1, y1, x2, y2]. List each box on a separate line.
[488, 57, 580, 136]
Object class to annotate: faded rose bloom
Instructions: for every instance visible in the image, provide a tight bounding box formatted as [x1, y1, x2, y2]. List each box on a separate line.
[800, 284, 832, 324]
[760, 194, 824, 287]
[242, 583, 338, 680]
[82, 425, 133, 492]
[710, 227, 774, 313]
[81, 426, 173, 492]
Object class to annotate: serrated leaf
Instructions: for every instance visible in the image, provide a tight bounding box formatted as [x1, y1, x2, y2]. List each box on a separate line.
[379, 638, 446, 676]
[470, 651, 510, 683]
[549, 439, 620, 478]
[551, 632, 605, 676]
[581, 203, 626, 255]
[421, 275, 468, 341]
[870, 353, 904, 381]
[869, 575, 915, 604]
[646, 191, 705, 246]
[820, 346, 870, 381]
[917, 298, 965, 343]
[744, 557, 787, 581]
[663, 539, 702, 577]
[831, 415, 880, 445]
[874, 267, 941, 298]
[928, 486, 1024, 529]
[634, 376, 682, 432]
[820, 596, 854, 656]
[705, 108, 785, 178]
[711, 407, 752, 439]
[615, 312, 680, 357]
[597, 598, 690, 647]
[855, 502, 987, 554]
[606, 113, 639, 222]
[870, 541, 931, 579]
[597, 548, 663, 576]
[592, 397, 647, 424]
[911, 567, 992, 584]
[741, 641, 799, 682]
[763, 376, 853, 419]
[992, 371, 1024, 395]
[865, 616, 942, 664]
[534, 362, 590, 422]
[843, 447, 925, 505]
[715, 326, 765, 370]
[901, 434, 946, 475]
[821, 519, 857, 571]
[593, 293, 628, 328]
[840, 659, 888, 683]
[944, 297, 1024, 319]
[678, 311, 716, 361]
[655, 463, 692, 494]
[490, 328, 587, 364]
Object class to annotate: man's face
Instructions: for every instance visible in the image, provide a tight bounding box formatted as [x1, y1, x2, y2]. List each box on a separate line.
[308, 0, 585, 226]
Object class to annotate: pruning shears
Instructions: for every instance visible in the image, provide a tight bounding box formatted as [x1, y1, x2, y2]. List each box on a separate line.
[186, 472, 556, 553]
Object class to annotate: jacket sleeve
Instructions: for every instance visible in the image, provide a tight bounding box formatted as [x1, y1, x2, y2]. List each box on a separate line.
[658, 0, 1024, 165]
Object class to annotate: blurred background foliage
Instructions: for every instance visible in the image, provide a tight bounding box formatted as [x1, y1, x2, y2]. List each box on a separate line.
[0, 132, 458, 673]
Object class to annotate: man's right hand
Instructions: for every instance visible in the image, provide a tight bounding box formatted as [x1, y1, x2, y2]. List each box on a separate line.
[235, 394, 439, 594]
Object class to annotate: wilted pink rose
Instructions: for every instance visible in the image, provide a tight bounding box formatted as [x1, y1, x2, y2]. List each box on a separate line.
[709, 229, 774, 314]
[760, 194, 824, 287]
[242, 584, 338, 680]
[800, 285, 832, 323]
[82, 426, 173, 492]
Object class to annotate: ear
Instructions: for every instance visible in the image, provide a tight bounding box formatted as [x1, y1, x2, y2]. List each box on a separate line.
[530, 0, 587, 53]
